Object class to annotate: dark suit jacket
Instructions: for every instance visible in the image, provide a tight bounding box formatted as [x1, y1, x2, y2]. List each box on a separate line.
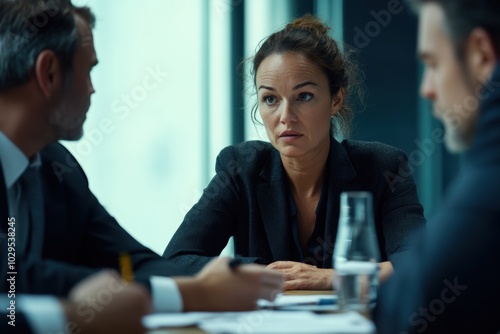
[374, 65, 500, 333]
[0, 143, 186, 296]
[0, 311, 31, 334]
[164, 138, 425, 274]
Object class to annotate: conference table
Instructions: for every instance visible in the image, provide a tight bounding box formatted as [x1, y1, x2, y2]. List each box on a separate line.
[147, 290, 374, 334]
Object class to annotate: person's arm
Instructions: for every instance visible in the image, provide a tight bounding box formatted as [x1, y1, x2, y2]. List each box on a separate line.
[27, 144, 187, 297]
[174, 257, 283, 311]
[378, 149, 426, 269]
[1, 224, 104, 296]
[17, 258, 104, 296]
[145, 257, 284, 312]
[163, 147, 264, 274]
[4, 196, 180, 300]
[374, 197, 500, 333]
[149, 257, 285, 312]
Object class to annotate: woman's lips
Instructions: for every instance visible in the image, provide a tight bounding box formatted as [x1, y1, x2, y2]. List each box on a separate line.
[279, 130, 303, 142]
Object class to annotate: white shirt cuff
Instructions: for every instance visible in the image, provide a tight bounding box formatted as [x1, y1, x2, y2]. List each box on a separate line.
[18, 295, 66, 334]
[150, 276, 183, 312]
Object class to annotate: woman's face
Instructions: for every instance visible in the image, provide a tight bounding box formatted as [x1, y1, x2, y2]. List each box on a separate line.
[256, 52, 343, 159]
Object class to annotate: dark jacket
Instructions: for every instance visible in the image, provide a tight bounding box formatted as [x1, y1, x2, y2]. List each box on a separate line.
[0, 143, 187, 296]
[164, 138, 425, 274]
[374, 65, 500, 333]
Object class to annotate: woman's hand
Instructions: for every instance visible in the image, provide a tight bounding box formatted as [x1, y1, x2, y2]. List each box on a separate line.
[266, 261, 333, 290]
[266, 260, 394, 291]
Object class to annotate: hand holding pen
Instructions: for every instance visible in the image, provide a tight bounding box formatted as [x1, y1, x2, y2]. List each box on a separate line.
[178, 257, 284, 312]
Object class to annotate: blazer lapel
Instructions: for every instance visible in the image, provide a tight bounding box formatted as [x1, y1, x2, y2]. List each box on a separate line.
[323, 138, 357, 266]
[0, 162, 8, 232]
[256, 149, 292, 261]
[39, 151, 68, 259]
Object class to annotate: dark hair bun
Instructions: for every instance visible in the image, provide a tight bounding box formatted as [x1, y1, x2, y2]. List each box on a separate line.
[286, 14, 330, 38]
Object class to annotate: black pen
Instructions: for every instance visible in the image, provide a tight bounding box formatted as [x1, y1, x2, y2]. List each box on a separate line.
[228, 258, 242, 269]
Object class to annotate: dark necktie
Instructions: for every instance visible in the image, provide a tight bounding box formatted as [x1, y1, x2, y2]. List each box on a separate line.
[19, 166, 45, 260]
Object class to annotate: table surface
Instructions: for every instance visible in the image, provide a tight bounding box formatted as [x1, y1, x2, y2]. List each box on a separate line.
[147, 290, 339, 334]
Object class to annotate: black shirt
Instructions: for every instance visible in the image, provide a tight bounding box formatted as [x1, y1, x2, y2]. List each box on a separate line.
[286, 162, 332, 268]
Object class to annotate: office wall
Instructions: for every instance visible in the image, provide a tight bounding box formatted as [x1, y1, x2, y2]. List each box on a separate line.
[64, 0, 461, 255]
[341, 0, 461, 217]
[66, 0, 220, 254]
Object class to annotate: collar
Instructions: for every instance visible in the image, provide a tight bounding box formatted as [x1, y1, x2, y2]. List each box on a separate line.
[258, 137, 357, 184]
[0, 131, 42, 189]
[465, 63, 500, 167]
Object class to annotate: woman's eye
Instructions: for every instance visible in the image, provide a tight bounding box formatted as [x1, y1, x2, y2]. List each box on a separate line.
[264, 96, 277, 105]
[298, 93, 313, 102]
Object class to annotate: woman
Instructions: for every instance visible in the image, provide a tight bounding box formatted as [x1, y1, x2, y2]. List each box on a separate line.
[164, 15, 425, 290]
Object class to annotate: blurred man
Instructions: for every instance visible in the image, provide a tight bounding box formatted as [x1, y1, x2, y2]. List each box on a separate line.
[375, 0, 500, 333]
[0, 0, 283, 332]
[1, 271, 151, 334]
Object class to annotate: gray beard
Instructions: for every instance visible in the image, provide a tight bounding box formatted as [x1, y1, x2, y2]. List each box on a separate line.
[48, 95, 84, 141]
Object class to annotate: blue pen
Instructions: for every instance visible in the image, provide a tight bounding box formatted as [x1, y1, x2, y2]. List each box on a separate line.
[318, 297, 336, 305]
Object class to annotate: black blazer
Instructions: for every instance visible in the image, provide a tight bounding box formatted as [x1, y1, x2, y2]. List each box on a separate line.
[374, 65, 500, 333]
[164, 138, 425, 274]
[0, 310, 31, 334]
[0, 143, 186, 296]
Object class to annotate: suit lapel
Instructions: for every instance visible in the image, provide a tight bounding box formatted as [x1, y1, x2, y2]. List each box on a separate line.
[0, 161, 8, 231]
[323, 138, 357, 266]
[256, 149, 292, 261]
[255, 139, 358, 264]
[39, 150, 68, 259]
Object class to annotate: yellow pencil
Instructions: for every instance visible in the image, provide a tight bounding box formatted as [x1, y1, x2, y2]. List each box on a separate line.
[119, 252, 134, 283]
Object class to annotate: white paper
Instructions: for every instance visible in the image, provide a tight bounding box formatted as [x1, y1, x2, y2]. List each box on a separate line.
[199, 311, 375, 334]
[257, 293, 337, 309]
[143, 297, 375, 334]
[142, 312, 216, 328]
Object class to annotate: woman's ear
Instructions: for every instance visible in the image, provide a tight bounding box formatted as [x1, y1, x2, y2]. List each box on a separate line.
[331, 87, 345, 117]
[34, 50, 63, 98]
[466, 27, 497, 84]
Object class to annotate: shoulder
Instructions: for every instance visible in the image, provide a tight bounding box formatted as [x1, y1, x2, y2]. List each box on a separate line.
[215, 140, 276, 173]
[42, 142, 76, 161]
[40, 142, 88, 184]
[340, 139, 406, 170]
[214, 141, 281, 180]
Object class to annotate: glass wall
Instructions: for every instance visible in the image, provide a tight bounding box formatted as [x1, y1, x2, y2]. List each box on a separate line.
[66, 0, 231, 254]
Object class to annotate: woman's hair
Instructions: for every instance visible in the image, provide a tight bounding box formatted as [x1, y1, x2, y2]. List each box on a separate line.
[248, 14, 363, 139]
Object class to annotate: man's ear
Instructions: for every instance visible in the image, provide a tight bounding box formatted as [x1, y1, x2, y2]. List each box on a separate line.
[34, 50, 63, 98]
[466, 27, 497, 83]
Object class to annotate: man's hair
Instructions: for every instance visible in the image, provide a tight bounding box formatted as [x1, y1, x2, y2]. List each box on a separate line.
[412, 0, 500, 58]
[0, 0, 95, 92]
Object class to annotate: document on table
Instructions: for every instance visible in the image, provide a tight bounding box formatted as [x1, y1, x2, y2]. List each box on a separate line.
[198, 311, 375, 334]
[257, 293, 337, 310]
[143, 310, 375, 334]
[143, 312, 216, 328]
